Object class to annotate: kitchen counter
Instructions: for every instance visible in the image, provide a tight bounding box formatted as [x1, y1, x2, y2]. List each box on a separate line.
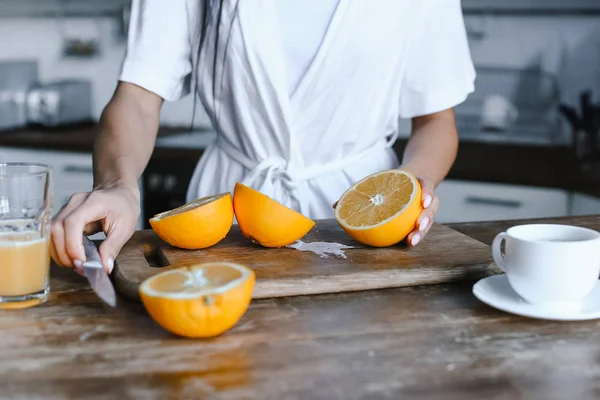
[1, 215, 600, 399]
[2, 123, 599, 197]
[399, 140, 600, 198]
[0, 123, 207, 161]
[0, 123, 102, 152]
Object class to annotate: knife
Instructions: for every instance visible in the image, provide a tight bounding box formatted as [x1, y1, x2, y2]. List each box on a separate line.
[82, 235, 117, 307]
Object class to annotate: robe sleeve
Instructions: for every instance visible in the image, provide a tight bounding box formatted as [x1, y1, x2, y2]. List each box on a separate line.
[399, 0, 475, 118]
[118, 0, 197, 102]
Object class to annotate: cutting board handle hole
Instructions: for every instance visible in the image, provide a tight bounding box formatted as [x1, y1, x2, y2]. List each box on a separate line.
[142, 246, 171, 268]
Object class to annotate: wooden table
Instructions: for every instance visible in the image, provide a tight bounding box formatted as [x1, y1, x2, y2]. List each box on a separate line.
[2, 216, 600, 399]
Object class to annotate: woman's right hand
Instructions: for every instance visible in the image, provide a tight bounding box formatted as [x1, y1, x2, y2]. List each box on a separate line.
[50, 183, 140, 275]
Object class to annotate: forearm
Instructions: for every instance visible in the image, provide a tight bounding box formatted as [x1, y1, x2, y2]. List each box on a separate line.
[93, 84, 161, 192]
[400, 108, 458, 186]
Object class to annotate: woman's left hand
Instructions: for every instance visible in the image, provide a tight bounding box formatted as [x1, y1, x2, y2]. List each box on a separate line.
[407, 177, 439, 247]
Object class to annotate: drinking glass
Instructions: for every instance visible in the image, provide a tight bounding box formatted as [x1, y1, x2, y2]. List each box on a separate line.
[0, 163, 52, 309]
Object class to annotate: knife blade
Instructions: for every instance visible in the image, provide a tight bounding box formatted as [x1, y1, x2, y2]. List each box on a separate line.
[82, 235, 117, 307]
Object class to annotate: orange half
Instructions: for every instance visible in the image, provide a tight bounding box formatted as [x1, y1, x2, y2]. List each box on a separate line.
[149, 193, 234, 250]
[233, 183, 315, 247]
[334, 170, 422, 247]
[139, 262, 255, 338]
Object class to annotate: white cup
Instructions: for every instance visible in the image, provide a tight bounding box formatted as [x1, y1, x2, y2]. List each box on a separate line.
[492, 224, 600, 310]
[482, 94, 518, 131]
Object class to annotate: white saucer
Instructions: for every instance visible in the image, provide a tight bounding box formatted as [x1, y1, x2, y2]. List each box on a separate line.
[472, 275, 600, 321]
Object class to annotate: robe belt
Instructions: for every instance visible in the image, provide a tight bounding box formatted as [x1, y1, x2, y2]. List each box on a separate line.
[216, 135, 397, 214]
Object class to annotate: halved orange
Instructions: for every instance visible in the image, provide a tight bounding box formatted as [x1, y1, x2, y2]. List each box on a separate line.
[334, 170, 422, 247]
[233, 182, 315, 247]
[139, 262, 255, 338]
[149, 193, 234, 250]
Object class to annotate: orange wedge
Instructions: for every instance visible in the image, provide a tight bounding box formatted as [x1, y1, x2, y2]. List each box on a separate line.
[334, 170, 422, 247]
[139, 262, 255, 338]
[149, 193, 234, 250]
[233, 182, 315, 247]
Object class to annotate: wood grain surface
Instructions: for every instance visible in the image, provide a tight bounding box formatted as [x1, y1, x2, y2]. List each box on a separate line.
[3, 216, 600, 399]
[113, 220, 498, 301]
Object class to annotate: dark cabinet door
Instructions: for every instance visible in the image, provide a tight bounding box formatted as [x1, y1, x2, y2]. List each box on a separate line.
[142, 158, 196, 229]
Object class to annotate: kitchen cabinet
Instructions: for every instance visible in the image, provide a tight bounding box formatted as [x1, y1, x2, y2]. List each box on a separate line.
[435, 180, 570, 223]
[141, 157, 197, 229]
[462, 0, 600, 13]
[0, 147, 144, 237]
[570, 193, 600, 216]
[0, 0, 129, 18]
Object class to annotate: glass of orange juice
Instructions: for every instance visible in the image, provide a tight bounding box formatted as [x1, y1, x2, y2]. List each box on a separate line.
[0, 163, 52, 309]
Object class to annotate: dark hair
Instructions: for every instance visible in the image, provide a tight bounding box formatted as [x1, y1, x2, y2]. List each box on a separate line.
[190, 0, 238, 131]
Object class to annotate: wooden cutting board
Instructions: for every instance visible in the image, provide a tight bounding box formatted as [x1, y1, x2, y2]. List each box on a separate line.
[113, 219, 499, 301]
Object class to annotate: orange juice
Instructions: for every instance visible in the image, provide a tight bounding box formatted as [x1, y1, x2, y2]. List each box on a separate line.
[0, 230, 50, 301]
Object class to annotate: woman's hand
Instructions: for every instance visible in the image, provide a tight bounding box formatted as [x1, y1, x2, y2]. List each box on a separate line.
[407, 177, 439, 247]
[50, 183, 140, 275]
[51, 82, 161, 275]
[398, 108, 457, 246]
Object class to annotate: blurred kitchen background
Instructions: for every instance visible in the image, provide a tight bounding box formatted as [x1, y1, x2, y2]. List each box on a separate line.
[1, 0, 600, 231]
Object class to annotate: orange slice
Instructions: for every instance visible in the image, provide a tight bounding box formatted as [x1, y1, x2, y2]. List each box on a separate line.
[334, 170, 422, 247]
[139, 262, 255, 338]
[233, 182, 315, 247]
[149, 193, 234, 250]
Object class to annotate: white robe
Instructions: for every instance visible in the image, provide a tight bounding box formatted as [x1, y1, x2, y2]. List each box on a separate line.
[120, 0, 475, 220]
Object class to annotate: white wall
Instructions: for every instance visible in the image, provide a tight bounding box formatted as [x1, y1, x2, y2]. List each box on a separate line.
[465, 14, 600, 107]
[0, 17, 209, 127]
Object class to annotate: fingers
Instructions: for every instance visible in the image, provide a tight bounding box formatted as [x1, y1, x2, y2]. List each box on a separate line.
[50, 186, 139, 276]
[418, 178, 435, 209]
[98, 222, 134, 274]
[73, 262, 85, 276]
[418, 195, 439, 236]
[50, 192, 104, 269]
[63, 197, 106, 265]
[50, 220, 71, 267]
[50, 195, 86, 268]
[407, 179, 440, 247]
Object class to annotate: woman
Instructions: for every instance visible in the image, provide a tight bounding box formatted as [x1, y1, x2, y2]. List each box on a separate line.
[50, 0, 475, 274]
